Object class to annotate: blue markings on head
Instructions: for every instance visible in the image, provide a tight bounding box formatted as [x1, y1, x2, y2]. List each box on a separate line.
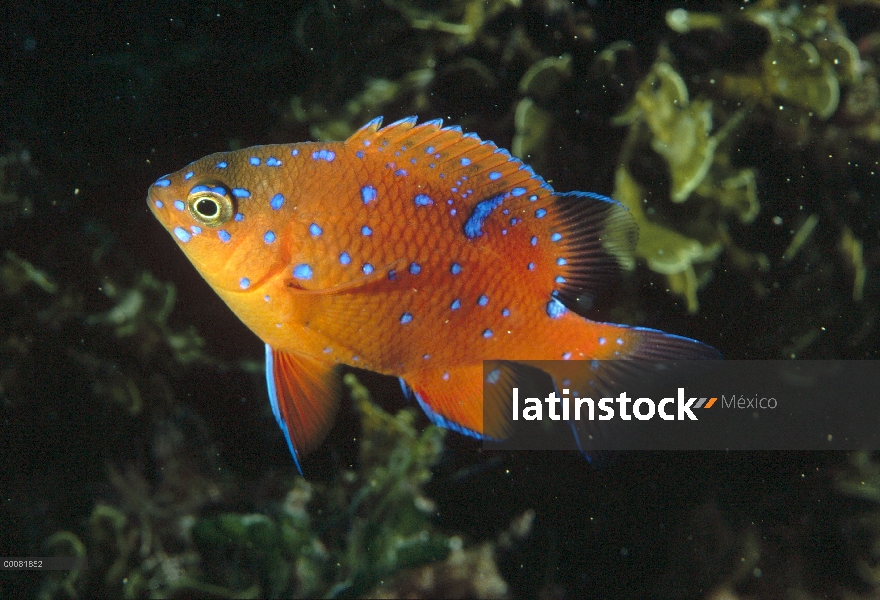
[249, 157, 260, 166]
[153, 200, 163, 208]
[234, 213, 244, 222]
[154, 179, 171, 187]
[362, 263, 374, 275]
[460, 157, 471, 166]
[361, 185, 377, 204]
[536, 208, 547, 218]
[293, 264, 313, 280]
[478, 294, 489, 307]
[266, 157, 281, 166]
[361, 225, 372, 236]
[557, 257, 567, 265]
[414, 194, 433, 206]
[483, 329, 493, 338]
[489, 171, 502, 181]
[217, 161, 228, 169]
[551, 233, 562, 242]
[232, 188, 251, 198]
[450, 263, 461, 275]
[339, 251, 351, 265]
[409, 262, 421, 275]
[264, 231, 276, 244]
[400, 312, 413, 325]
[546, 296, 567, 319]
[502, 308, 510, 317]
[240, 277, 251, 289]
[190, 184, 225, 195]
[463, 193, 505, 239]
[312, 149, 335, 162]
[310, 223, 323, 237]
[451, 299, 461, 310]
[184, 171, 194, 180]
[218, 230, 231, 243]
[190, 225, 202, 234]
[531, 236, 538, 246]
[270, 193, 284, 210]
[394, 169, 408, 177]
[511, 187, 526, 197]
[173, 227, 191, 242]
[173, 200, 185, 211]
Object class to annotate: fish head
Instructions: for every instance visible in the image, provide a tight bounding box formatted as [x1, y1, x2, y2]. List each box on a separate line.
[147, 148, 291, 294]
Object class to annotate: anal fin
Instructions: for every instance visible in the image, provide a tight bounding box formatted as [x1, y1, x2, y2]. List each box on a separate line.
[265, 345, 341, 474]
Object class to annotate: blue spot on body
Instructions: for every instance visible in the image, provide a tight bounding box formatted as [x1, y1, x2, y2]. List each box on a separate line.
[463, 193, 505, 239]
[478, 295, 489, 307]
[362, 263, 374, 275]
[234, 213, 244, 222]
[536, 208, 547, 218]
[400, 312, 413, 324]
[217, 161, 227, 169]
[489, 171, 502, 180]
[451, 299, 461, 310]
[240, 277, 250, 289]
[267, 157, 282, 166]
[388, 269, 396, 281]
[218, 230, 231, 243]
[310, 223, 323, 236]
[153, 200, 163, 208]
[249, 157, 260, 166]
[502, 308, 510, 317]
[423, 354, 430, 360]
[264, 295, 270, 302]
[395, 169, 408, 177]
[557, 257, 567, 265]
[291, 149, 299, 156]
[190, 225, 202, 234]
[426, 146, 435, 154]
[361, 185, 377, 204]
[173, 227, 191, 242]
[599, 337, 607, 345]
[232, 188, 250, 198]
[555, 276, 566, 284]
[483, 329, 493, 338]
[529, 195, 538, 202]
[409, 262, 421, 275]
[450, 263, 461, 275]
[617, 338, 624, 345]
[264, 231, 276, 244]
[546, 297, 567, 319]
[414, 194, 433, 206]
[271, 194, 284, 209]
[528, 262, 535, 270]
[511, 187, 526, 197]
[563, 352, 572, 360]
[531, 236, 538, 246]
[486, 369, 500, 384]
[551, 233, 562, 242]
[339, 251, 351, 265]
[154, 179, 171, 187]
[184, 171, 194, 180]
[361, 225, 372, 236]
[293, 264, 313, 280]
[356, 150, 365, 159]
[312, 149, 335, 162]
[173, 200, 185, 211]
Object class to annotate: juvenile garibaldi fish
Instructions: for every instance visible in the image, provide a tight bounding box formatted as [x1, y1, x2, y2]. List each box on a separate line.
[147, 116, 719, 472]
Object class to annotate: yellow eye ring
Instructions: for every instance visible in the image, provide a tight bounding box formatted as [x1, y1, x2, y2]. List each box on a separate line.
[187, 187, 234, 227]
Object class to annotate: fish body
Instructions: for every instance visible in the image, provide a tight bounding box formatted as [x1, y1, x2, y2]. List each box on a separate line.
[148, 117, 718, 471]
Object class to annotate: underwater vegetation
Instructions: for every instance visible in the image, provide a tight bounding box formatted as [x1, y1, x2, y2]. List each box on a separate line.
[0, 0, 878, 598]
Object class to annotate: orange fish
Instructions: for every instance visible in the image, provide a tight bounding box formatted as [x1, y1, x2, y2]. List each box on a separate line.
[147, 117, 718, 471]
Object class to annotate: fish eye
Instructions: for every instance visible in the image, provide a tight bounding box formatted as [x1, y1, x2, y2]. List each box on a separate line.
[186, 185, 234, 227]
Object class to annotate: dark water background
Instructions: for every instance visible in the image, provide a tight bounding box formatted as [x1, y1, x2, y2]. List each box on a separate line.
[2, 1, 880, 598]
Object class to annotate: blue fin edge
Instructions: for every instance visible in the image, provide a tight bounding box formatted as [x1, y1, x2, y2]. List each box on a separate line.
[265, 344, 304, 474]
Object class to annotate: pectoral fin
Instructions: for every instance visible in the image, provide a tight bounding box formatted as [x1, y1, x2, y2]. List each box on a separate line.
[265, 345, 341, 474]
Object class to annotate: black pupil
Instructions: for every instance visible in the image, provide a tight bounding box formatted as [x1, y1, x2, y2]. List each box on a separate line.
[196, 198, 219, 217]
